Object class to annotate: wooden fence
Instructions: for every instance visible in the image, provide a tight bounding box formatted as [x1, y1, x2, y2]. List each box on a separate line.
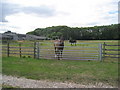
[2, 42, 40, 59]
[2, 42, 103, 61]
[102, 42, 120, 58]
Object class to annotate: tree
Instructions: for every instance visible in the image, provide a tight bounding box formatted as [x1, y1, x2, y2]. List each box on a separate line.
[26, 24, 119, 40]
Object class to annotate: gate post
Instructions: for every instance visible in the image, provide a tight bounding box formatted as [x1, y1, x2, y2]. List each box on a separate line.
[99, 43, 102, 62]
[36, 42, 40, 59]
[34, 42, 36, 59]
[19, 43, 22, 58]
[103, 42, 106, 58]
[7, 43, 10, 57]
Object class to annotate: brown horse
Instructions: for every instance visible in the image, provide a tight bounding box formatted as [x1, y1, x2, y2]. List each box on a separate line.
[54, 37, 64, 60]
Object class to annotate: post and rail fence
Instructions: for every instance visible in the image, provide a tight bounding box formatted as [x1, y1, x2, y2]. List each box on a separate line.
[2, 42, 40, 59]
[2, 42, 119, 61]
[102, 42, 120, 58]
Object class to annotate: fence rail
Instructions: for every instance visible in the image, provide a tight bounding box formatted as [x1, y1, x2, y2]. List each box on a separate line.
[104, 49, 120, 51]
[102, 42, 119, 58]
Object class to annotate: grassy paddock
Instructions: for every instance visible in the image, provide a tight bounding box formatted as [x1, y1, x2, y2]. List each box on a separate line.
[2, 56, 118, 86]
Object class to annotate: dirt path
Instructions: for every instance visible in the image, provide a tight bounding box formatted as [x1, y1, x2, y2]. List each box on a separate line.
[2, 75, 116, 88]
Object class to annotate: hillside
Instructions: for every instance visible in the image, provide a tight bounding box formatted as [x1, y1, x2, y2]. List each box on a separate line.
[27, 24, 119, 40]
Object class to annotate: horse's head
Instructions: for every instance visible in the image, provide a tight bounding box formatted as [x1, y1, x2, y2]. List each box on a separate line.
[60, 36, 64, 43]
[60, 36, 64, 40]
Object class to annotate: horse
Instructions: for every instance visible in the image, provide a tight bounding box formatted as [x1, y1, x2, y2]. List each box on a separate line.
[54, 37, 64, 60]
[69, 40, 77, 46]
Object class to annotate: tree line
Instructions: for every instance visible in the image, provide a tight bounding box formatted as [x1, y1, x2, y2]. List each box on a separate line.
[27, 24, 119, 40]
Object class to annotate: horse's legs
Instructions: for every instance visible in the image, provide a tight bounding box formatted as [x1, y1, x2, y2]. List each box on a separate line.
[57, 51, 60, 60]
[55, 49, 60, 60]
[60, 50, 63, 60]
[54, 47, 57, 58]
[55, 51, 57, 58]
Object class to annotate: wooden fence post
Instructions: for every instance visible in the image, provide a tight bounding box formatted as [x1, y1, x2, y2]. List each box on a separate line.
[36, 42, 40, 59]
[19, 43, 21, 58]
[34, 42, 36, 59]
[103, 42, 106, 58]
[38, 42, 40, 59]
[7, 43, 9, 57]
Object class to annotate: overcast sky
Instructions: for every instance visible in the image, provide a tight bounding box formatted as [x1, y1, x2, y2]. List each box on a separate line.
[0, 0, 119, 34]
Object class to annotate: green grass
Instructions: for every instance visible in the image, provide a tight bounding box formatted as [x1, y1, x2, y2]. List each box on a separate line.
[2, 56, 118, 86]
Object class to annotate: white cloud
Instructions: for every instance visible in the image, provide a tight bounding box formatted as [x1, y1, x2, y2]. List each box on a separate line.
[1, 0, 119, 34]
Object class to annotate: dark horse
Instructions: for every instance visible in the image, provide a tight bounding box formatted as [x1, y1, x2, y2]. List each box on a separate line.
[69, 40, 77, 46]
[54, 37, 64, 60]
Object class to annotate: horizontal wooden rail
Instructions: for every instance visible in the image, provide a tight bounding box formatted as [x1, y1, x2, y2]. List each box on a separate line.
[2, 49, 7, 50]
[9, 46, 34, 49]
[103, 53, 120, 55]
[9, 50, 34, 52]
[9, 50, 19, 52]
[2, 46, 7, 48]
[104, 44, 120, 46]
[104, 49, 120, 51]
[9, 53, 34, 55]
[104, 56, 120, 58]
[8, 43, 34, 45]
[2, 52, 7, 54]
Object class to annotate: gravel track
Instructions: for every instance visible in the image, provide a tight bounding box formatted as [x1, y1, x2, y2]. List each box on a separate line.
[2, 75, 116, 88]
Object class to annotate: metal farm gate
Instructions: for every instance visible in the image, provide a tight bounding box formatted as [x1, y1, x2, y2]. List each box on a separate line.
[39, 42, 102, 61]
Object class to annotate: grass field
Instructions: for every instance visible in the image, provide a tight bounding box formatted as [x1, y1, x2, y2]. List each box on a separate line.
[2, 56, 118, 86]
